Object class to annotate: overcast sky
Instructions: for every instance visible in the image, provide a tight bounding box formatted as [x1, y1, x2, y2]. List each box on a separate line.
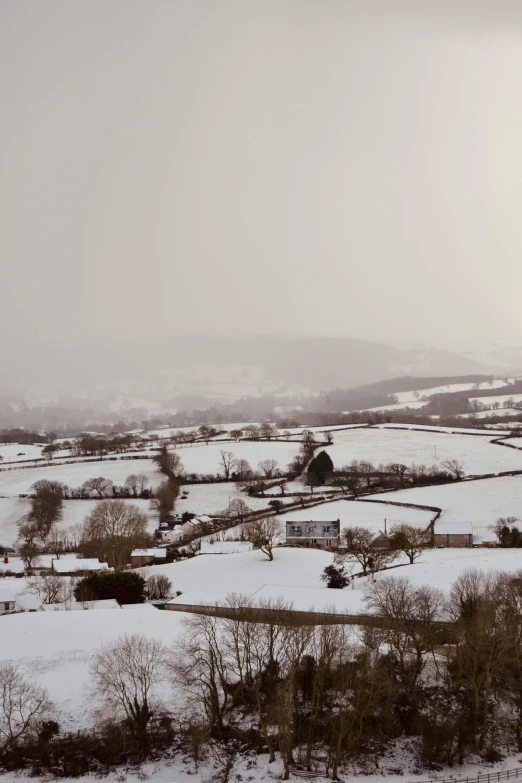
[2, 0, 522, 351]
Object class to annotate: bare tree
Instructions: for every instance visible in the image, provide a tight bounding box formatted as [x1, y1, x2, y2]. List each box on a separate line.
[81, 477, 114, 498]
[258, 458, 278, 478]
[79, 500, 150, 570]
[90, 634, 168, 745]
[146, 574, 172, 600]
[233, 458, 253, 480]
[337, 526, 396, 575]
[25, 573, 65, 604]
[219, 450, 235, 480]
[442, 459, 465, 480]
[172, 613, 232, 732]
[390, 523, 431, 564]
[230, 429, 243, 442]
[223, 498, 251, 522]
[244, 516, 282, 561]
[150, 479, 179, 525]
[0, 664, 52, 755]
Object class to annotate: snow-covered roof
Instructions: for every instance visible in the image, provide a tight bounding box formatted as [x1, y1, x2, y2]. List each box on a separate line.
[131, 548, 167, 558]
[0, 588, 16, 603]
[42, 598, 120, 611]
[52, 558, 110, 573]
[434, 520, 473, 535]
[196, 515, 212, 523]
[200, 541, 253, 555]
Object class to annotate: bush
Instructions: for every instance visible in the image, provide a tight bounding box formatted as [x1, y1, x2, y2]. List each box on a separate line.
[320, 563, 349, 589]
[74, 571, 146, 605]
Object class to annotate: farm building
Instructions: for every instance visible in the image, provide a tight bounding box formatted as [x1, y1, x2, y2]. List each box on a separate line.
[199, 541, 253, 555]
[0, 588, 43, 615]
[433, 520, 473, 548]
[130, 548, 167, 568]
[52, 558, 111, 576]
[157, 526, 183, 544]
[285, 519, 340, 549]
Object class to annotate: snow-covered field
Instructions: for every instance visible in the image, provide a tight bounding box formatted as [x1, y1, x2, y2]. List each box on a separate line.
[168, 440, 299, 475]
[365, 401, 427, 412]
[394, 379, 509, 403]
[323, 427, 522, 475]
[0, 459, 161, 496]
[176, 482, 284, 516]
[0, 608, 183, 731]
[151, 544, 522, 615]
[367, 475, 522, 539]
[0, 443, 45, 463]
[277, 499, 436, 533]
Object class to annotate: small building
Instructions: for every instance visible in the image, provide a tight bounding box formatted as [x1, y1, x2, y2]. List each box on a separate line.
[0, 588, 43, 615]
[285, 519, 340, 549]
[52, 558, 110, 576]
[433, 520, 473, 548]
[0, 589, 16, 615]
[199, 541, 253, 555]
[130, 548, 168, 568]
[157, 526, 183, 544]
[372, 532, 392, 549]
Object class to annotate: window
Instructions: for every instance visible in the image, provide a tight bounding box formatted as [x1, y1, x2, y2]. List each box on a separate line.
[311, 539, 317, 544]
[4, 602, 10, 611]
[326, 539, 332, 547]
[323, 526, 330, 533]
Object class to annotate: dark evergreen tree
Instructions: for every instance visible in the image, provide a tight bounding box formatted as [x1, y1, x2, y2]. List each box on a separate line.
[320, 563, 349, 589]
[74, 571, 146, 605]
[307, 450, 334, 484]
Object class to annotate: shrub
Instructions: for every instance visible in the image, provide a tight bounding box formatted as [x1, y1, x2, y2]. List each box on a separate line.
[74, 571, 146, 605]
[321, 563, 349, 589]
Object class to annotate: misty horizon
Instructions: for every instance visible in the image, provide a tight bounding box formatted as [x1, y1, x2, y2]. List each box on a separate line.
[2, 0, 522, 373]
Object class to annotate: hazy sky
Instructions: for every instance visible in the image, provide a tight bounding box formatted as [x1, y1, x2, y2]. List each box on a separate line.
[2, 0, 522, 350]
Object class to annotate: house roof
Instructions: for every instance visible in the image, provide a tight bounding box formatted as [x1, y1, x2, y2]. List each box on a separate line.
[0, 588, 16, 603]
[434, 521, 473, 535]
[131, 548, 167, 558]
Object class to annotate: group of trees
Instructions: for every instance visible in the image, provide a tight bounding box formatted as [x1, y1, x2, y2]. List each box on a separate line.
[327, 458, 465, 496]
[6, 568, 522, 778]
[489, 516, 522, 548]
[319, 524, 432, 587]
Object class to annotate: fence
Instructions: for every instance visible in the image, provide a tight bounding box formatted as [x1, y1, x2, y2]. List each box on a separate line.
[409, 767, 522, 783]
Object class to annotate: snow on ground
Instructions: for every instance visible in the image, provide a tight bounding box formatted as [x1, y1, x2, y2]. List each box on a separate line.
[0, 459, 161, 496]
[176, 483, 284, 515]
[364, 401, 428, 412]
[277, 499, 436, 533]
[459, 408, 522, 419]
[158, 545, 522, 616]
[393, 379, 509, 403]
[323, 427, 522, 475]
[0, 497, 154, 547]
[0, 608, 184, 731]
[0, 443, 44, 463]
[367, 475, 522, 539]
[377, 422, 511, 435]
[167, 440, 299, 476]
[499, 437, 522, 449]
[147, 547, 332, 597]
[3, 750, 522, 783]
